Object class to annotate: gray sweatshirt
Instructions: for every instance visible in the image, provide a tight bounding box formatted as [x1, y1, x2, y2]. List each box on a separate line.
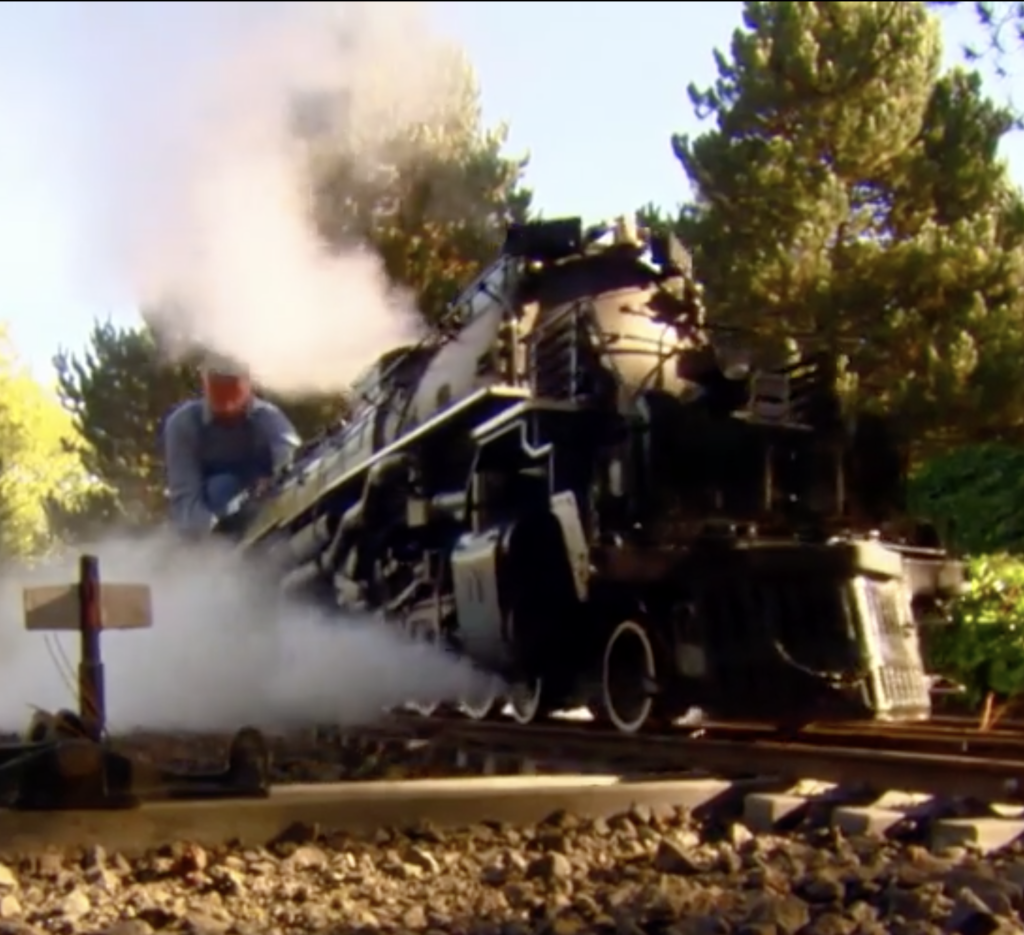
[164, 397, 301, 533]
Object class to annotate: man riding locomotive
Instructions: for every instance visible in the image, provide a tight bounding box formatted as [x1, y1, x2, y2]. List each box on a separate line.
[164, 355, 301, 536]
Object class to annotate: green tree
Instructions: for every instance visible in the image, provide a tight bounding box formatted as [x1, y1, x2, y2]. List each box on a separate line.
[0, 330, 90, 557]
[54, 320, 352, 528]
[54, 321, 193, 527]
[909, 443, 1024, 553]
[57, 54, 530, 526]
[311, 53, 532, 325]
[669, 0, 1024, 445]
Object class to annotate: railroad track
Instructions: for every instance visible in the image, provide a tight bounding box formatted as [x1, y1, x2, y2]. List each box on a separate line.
[354, 706, 1024, 763]
[324, 708, 1024, 804]
[9, 556, 1024, 864]
[5, 708, 1024, 856]
[5, 720, 1024, 855]
[80, 707, 1024, 806]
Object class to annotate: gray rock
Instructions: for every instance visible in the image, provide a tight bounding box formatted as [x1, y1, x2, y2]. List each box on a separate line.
[653, 838, 705, 875]
[102, 921, 155, 935]
[2, 764, 1023, 935]
[743, 893, 811, 935]
[55, 888, 91, 921]
[526, 853, 572, 882]
[945, 899, 1001, 935]
[795, 869, 845, 904]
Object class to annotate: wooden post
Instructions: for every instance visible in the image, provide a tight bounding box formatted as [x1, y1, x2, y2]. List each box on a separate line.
[22, 561, 153, 744]
[77, 554, 105, 740]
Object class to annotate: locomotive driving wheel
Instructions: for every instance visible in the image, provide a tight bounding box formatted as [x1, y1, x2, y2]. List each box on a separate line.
[407, 622, 443, 717]
[508, 677, 545, 724]
[598, 619, 660, 734]
[459, 673, 505, 721]
[458, 636, 505, 720]
[506, 608, 556, 725]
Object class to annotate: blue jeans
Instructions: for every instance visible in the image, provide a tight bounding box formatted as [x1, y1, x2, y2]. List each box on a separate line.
[204, 473, 247, 517]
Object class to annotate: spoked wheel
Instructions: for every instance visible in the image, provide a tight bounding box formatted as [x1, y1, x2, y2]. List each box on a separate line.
[599, 620, 659, 734]
[508, 677, 548, 725]
[505, 606, 554, 725]
[459, 671, 505, 721]
[407, 625, 443, 717]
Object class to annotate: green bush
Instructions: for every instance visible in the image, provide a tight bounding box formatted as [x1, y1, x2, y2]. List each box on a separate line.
[928, 554, 1024, 707]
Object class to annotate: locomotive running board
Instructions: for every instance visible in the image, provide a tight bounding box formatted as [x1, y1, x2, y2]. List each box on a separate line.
[238, 385, 532, 545]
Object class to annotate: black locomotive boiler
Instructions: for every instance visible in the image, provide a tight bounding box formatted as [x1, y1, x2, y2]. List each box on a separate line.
[216, 216, 964, 733]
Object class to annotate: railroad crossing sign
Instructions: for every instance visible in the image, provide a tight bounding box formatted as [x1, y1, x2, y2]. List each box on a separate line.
[19, 555, 153, 741]
[23, 581, 152, 632]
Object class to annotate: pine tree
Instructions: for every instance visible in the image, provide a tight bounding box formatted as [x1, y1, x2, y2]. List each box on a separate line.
[671, 0, 1024, 445]
[312, 52, 531, 326]
[55, 54, 531, 526]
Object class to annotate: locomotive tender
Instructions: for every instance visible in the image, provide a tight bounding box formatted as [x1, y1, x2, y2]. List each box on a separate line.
[217, 216, 964, 732]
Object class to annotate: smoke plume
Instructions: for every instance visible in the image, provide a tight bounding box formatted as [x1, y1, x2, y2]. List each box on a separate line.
[81, 0, 473, 394]
[0, 4, 502, 735]
[0, 531, 493, 735]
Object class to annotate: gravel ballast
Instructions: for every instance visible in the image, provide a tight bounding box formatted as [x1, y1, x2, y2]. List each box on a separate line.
[0, 805, 1021, 935]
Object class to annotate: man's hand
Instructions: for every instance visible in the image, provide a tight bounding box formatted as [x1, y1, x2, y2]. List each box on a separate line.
[251, 477, 272, 496]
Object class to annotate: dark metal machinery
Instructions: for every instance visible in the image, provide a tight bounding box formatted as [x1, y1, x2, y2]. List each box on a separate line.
[0, 555, 270, 810]
[213, 217, 966, 735]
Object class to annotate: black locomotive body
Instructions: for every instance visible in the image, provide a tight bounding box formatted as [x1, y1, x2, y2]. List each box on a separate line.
[218, 217, 964, 732]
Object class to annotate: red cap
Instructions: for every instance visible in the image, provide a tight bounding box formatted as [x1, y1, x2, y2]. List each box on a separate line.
[201, 356, 252, 417]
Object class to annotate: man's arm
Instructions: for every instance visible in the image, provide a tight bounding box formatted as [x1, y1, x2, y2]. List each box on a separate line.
[164, 404, 216, 534]
[254, 402, 302, 473]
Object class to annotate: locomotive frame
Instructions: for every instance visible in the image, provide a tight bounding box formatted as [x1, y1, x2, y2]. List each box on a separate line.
[218, 216, 965, 733]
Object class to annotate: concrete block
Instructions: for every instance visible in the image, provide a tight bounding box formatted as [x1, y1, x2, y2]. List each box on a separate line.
[743, 793, 809, 833]
[871, 791, 935, 811]
[931, 817, 1024, 854]
[831, 806, 909, 838]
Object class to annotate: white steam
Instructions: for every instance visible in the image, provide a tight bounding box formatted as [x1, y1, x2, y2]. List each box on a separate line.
[81, 0, 473, 394]
[0, 3, 500, 734]
[0, 532, 491, 734]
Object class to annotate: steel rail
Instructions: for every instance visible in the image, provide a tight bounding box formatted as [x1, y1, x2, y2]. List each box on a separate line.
[362, 709, 1024, 760]
[0, 775, 743, 856]
[360, 714, 1024, 803]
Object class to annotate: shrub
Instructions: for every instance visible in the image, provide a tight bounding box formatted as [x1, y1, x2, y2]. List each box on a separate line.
[927, 553, 1024, 707]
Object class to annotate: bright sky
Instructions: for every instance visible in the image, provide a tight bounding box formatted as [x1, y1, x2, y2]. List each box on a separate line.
[0, 1, 1017, 382]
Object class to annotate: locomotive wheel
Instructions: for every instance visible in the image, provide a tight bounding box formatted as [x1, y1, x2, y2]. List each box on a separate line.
[407, 624, 442, 717]
[600, 620, 658, 734]
[505, 605, 554, 724]
[459, 673, 505, 721]
[508, 677, 547, 725]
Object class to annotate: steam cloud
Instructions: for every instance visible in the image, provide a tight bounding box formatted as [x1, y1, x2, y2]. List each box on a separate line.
[84, 0, 473, 394]
[0, 3, 499, 734]
[0, 532, 493, 735]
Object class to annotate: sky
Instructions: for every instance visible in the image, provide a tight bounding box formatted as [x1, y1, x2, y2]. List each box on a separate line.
[0, 1, 1018, 383]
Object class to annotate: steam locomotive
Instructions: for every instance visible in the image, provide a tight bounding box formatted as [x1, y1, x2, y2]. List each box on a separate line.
[216, 216, 964, 732]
